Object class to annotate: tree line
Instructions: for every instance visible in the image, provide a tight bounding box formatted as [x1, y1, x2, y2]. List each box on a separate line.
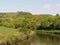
[0, 11, 60, 31]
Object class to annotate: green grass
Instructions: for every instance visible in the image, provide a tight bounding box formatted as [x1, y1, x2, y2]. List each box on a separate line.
[37, 30, 60, 37]
[0, 26, 35, 44]
[0, 26, 26, 44]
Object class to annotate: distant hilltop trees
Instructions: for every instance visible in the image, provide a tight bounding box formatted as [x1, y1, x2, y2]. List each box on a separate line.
[56, 13, 60, 16]
[0, 11, 32, 18]
[0, 11, 59, 18]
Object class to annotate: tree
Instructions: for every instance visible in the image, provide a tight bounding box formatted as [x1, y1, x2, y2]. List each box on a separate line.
[56, 13, 59, 16]
[1, 18, 13, 28]
[16, 11, 32, 17]
[53, 16, 60, 29]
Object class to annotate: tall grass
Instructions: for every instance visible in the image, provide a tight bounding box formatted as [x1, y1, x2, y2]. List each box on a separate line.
[0, 26, 25, 44]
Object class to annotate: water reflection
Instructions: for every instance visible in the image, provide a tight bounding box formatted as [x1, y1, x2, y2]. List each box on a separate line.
[17, 39, 31, 45]
[31, 34, 60, 45]
[16, 34, 60, 45]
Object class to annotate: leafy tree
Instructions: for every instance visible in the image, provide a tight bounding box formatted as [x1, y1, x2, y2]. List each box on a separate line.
[56, 13, 59, 16]
[1, 18, 13, 28]
[16, 11, 32, 17]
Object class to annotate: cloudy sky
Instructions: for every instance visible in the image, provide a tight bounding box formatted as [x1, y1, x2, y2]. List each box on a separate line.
[0, 0, 60, 14]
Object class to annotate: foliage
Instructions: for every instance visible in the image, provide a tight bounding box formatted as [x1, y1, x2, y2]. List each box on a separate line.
[0, 12, 60, 30]
[0, 11, 60, 44]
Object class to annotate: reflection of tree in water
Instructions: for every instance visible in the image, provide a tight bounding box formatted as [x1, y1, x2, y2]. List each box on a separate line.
[31, 34, 60, 45]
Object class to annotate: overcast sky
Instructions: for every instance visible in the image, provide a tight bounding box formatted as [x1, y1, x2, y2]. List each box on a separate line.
[0, 0, 60, 14]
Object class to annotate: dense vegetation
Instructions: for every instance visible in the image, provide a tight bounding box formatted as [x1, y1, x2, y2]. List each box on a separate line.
[0, 12, 60, 30]
[0, 11, 60, 44]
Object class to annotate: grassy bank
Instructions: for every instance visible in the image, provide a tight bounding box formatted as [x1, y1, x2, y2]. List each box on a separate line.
[0, 26, 35, 45]
[36, 30, 60, 37]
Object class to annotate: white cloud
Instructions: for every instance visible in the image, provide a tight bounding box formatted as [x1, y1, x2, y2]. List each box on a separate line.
[56, 4, 60, 7]
[43, 4, 51, 9]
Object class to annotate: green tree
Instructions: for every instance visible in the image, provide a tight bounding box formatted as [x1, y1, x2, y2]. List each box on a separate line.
[16, 11, 32, 17]
[56, 13, 59, 16]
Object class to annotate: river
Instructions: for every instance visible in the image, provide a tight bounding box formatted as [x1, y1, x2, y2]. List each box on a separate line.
[31, 34, 60, 45]
[17, 33, 60, 45]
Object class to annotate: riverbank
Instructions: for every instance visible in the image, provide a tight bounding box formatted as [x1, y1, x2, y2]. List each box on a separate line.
[0, 26, 35, 45]
[36, 30, 60, 37]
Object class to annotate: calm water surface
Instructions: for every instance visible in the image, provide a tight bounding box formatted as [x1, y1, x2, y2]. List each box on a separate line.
[31, 34, 60, 45]
[17, 34, 60, 45]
